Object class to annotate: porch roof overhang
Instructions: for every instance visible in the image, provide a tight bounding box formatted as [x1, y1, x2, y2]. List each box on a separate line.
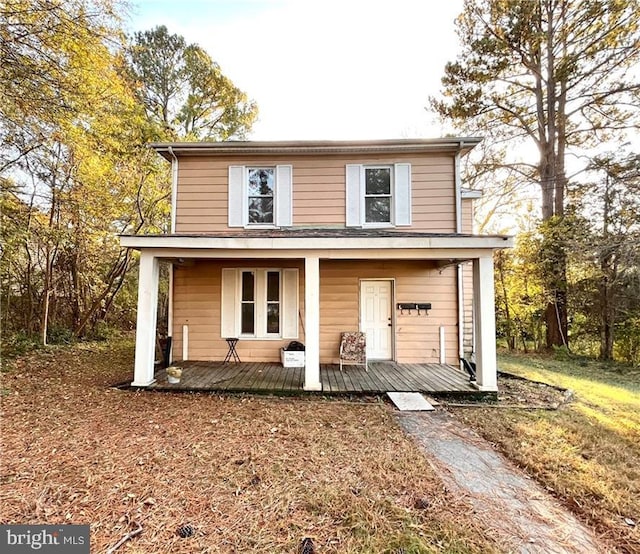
[120, 230, 513, 260]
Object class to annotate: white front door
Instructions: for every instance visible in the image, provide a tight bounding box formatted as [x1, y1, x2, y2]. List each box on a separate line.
[360, 280, 393, 360]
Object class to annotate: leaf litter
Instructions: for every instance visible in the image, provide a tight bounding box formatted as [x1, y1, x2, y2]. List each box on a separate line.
[1, 341, 501, 553]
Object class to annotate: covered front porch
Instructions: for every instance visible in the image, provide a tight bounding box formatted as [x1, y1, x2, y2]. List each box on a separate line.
[122, 230, 512, 393]
[148, 360, 478, 395]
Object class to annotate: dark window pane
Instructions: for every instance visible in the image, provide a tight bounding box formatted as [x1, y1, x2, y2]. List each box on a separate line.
[267, 303, 280, 334]
[247, 168, 274, 196]
[267, 272, 280, 301]
[242, 272, 254, 301]
[365, 197, 391, 223]
[241, 303, 255, 334]
[248, 197, 274, 224]
[365, 168, 391, 195]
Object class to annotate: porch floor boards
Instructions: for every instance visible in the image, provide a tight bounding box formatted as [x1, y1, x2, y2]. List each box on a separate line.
[150, 360, 477, 395]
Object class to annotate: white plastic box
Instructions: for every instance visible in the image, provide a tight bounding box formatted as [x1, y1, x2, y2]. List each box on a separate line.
[280, 349, 305, 368]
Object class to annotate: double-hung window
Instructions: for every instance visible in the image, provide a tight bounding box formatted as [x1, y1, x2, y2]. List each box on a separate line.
[239, 269, 281, 336]
[346, 163, 411, 227]
[228, 165, 293, 228]
[364, 166, 392, 224]
[222, 268, 298, 339]
[247, 168, 275, 224]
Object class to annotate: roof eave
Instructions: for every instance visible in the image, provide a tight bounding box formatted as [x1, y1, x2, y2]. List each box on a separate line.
[150, 137, 483, 161]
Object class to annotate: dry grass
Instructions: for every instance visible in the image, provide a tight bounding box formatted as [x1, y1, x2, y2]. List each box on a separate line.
[449, 353, 640, 554]
[0, 342, 500, 553]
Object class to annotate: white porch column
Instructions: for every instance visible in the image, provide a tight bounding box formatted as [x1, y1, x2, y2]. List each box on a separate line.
[132, 251, 160, 387]
[472, 256, 498, 391]
[304, 255, 322, 390]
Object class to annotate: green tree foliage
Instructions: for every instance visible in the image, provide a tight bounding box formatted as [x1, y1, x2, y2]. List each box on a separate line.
[127, 25, 258, 141]
[0, 0, 121, 171]
[494, 234, 547, 352]
[1, 6, 259, 347]
[432, 0, 640, 349]
[569, 153, 640, 363]
[0, 0, 171, 343]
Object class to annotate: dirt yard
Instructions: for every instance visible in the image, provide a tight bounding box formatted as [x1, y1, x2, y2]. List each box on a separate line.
[1, 342, 500, 553]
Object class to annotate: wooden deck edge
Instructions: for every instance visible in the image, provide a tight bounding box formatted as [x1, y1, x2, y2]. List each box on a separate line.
[118, 382, 493, 399]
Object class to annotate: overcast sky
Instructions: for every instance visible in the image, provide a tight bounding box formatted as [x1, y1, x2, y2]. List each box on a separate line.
[127, 0, 464, 140]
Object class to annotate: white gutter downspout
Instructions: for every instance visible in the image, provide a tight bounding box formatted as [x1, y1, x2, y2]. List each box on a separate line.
[455, 142, 465, 368]
[167, 146, 179, 362]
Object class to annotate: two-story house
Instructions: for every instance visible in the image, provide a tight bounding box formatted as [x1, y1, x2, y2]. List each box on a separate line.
[121, 138, 512, 392]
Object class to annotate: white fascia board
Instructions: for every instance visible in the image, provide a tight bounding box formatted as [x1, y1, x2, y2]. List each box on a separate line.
[120, 234, 513, 252]
[130, 247, 501, 261]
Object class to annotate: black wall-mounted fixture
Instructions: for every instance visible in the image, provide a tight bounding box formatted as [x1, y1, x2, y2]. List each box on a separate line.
[397, 303, 432, 315]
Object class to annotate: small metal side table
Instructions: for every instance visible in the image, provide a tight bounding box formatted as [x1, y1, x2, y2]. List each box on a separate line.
[223, 338, 240, 363]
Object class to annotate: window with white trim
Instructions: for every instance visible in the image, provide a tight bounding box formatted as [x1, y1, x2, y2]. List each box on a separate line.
[364, 166, 392, 224]
[247, 168, 275, 224]
[221, 268, 298, 339]
[346, 163, 412, 227]
[228, 165, 293, 228]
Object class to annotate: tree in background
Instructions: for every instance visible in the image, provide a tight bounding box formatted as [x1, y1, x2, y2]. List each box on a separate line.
[570, 153, 640, 362]
[432, 0, 640, 350]
[127, 25, 258, 141]
[0, 5, 259, 347]
[0, 0, 169, 344]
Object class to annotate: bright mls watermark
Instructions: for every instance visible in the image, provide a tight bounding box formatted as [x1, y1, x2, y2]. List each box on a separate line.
[0, 525, 89, 553]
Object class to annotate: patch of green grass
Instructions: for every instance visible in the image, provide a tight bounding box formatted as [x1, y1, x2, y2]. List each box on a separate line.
[452, 352, 640, 553]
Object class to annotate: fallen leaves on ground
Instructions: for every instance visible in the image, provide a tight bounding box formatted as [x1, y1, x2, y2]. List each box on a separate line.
[1, 342, 500, 553]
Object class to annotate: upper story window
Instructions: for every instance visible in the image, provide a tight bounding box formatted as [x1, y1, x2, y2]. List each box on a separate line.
[247, 168, 275, 225]
[364, 167, 392, 224]
[228, 165, 293, 228]
[346, 163, 411, 228]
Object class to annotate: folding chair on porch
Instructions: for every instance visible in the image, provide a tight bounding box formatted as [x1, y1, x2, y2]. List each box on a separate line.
[339, 332, 368, 371]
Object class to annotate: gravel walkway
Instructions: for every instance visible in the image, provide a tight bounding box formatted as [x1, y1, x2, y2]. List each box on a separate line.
[397, 410, 608, 554]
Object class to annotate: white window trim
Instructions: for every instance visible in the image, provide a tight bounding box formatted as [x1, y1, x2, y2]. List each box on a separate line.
[345, 163, 411, 228]
[361, 165, 394, 228]
[246, 167, 277, 229]
[221, 268, 299, 341]
[228, 165, 293, 229]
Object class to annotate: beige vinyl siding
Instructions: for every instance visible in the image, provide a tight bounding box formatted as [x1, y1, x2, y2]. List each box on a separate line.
[461, 198, 474, 233]
[460, 199, 475, 357]
[175, 153, 456, 233]
[319, 260, 459, 364]
[172, 259, 305, 362]
[172, 258, 460, 364]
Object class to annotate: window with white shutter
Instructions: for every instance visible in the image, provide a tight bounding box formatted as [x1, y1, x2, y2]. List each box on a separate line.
[228, 165, 293, 228]
[221, 268, 299, 339]
[345, 163, 411, 227]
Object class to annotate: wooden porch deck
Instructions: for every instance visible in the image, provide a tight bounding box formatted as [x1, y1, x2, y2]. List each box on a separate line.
[149, 360, 478, 395]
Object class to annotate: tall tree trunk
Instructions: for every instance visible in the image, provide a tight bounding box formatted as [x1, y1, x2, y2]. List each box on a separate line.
[540, 0, 569, 349]
[496, 251, 515, 350]
[41, 250, 52, 346]
[599, 173, 615, 360]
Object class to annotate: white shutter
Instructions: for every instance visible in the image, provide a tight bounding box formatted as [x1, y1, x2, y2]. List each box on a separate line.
[281, 268, 299, 339]
[394, 163, 412, 226]
[228, 166, 244, 227]
[221, 269, 238, 337]
[276, 164, 293, 227]
[345, 164, 362, 227]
